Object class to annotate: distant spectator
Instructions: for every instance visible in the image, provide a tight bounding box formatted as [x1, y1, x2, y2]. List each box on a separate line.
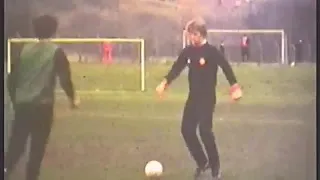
[240, 34, 250, 62]
[76, 34, 85, 63]
[294, 40, 303, 64]
[219, 40, 225, 57]
[102, 42, 113, 64]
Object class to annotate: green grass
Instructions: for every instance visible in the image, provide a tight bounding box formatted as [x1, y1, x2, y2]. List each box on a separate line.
[6, 63, 316, 180]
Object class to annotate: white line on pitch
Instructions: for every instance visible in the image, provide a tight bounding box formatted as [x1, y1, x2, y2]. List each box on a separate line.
[56, 90, 141, 94]
[58, 111, 305, 126]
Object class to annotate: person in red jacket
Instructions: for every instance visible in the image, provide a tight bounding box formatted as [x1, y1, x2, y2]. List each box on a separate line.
[102, 42, 113, 64]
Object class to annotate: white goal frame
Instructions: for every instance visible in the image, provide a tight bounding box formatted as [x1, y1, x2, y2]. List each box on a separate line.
[7, 38, 146, 91]
[182, 29, 289, 65]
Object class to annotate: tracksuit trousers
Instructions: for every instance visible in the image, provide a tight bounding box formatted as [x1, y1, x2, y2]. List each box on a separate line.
[5, 103, 54, 180]
[181, 98, 220, 176]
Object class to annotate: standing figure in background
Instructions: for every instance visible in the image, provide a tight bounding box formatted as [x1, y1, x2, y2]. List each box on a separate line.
[102, 42, 113, 64]
[240, 34, 250, 63]
[77, 34, 85, 63]
[219, 40, 225, 58]
[294, 40, 303, 65]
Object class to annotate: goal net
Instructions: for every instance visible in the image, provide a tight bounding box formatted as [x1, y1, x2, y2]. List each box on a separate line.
[7, 38, 146, 92]
[182, 29, 289, 65]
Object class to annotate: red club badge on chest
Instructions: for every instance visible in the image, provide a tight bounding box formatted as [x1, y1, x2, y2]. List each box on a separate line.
[199, 58, 206, 66]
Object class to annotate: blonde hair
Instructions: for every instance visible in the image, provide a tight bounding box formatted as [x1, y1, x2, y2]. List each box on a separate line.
[185, 17, 207, 37]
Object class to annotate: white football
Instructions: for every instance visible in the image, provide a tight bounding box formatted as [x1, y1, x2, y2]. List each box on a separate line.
[290, 61, 295, 67]
[144, 160, 163, 177]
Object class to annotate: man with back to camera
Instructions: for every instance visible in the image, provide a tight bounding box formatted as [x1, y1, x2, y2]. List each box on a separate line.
[5, 15, 79, 180]
[156, 18, 243, 180]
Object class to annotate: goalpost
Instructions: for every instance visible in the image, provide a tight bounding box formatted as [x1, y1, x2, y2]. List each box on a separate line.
[7, 38, 146, 91]
[182, 29, 289, 65]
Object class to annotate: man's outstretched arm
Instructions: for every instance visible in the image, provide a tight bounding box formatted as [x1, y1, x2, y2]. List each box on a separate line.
[214, 47, 242, 100]
[156, 48, 188, 95]
[54, 48, 76, 106]
[164, 48, 189, 85]
[214, 47, 237, 86]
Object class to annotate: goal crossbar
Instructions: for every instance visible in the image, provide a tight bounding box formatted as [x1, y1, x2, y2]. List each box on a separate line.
[8, 38, 144, 43]
[6, 38, 146, 91]
[207, 29, 284, 34]
[182, 29, 288, 65]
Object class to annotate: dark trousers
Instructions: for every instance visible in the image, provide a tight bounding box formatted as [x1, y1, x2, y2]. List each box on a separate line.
[295, 50, 302, 63]
[181, 98, 220, 176]
[241, 48, 250, 62]
[5, 103, 54, 180]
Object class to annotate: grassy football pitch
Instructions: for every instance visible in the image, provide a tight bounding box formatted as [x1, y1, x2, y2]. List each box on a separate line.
[7, 63, 316, 180]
